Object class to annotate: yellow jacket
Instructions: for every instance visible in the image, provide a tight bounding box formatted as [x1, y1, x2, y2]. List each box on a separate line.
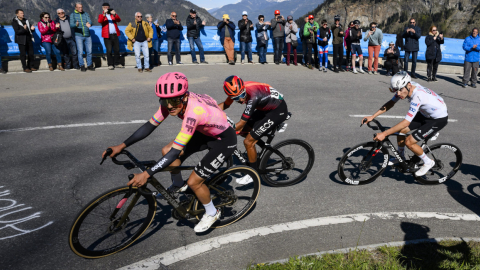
[125, 20, 153, 51]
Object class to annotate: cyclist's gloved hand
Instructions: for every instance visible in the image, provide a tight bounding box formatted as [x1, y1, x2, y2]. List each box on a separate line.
[102, 143, 126, 159]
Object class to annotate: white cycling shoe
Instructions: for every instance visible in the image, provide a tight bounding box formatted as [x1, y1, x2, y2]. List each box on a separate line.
[387, 156, 404, 166]
[236, 174, 254, 185]
[415, 161, 435, 176]
[194, 209, 221, 233]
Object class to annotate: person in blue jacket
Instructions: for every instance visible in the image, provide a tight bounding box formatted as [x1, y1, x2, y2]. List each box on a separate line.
[217, 14, 236, 65]
[317, 19, 331, 72]
[462, 28, 480, 88]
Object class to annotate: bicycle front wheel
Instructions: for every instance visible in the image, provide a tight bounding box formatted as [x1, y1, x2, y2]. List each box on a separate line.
[69, 186, 156, 258]
[193, 166, 260, 228]
[338, 142, 389, 185]
[413, 143, 463, 185]
[259, 139, 315, 187]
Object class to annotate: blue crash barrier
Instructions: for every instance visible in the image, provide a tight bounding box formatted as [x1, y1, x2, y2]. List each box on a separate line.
[0, 25, 467, 64]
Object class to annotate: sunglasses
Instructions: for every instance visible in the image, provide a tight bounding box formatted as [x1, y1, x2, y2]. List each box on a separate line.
[159, 96, 184, 107]
[231, 91, 246, 101]
[389, 87, 404, 93]
[44, 16, 50, 18]
[432, 29, 437, 31]
[323, 24, 327, 26]
[57, 12, 64, 14]
[371, 26, 376, 28]
[172, 15, 177, 17]
[136, 16, 142, 18]
[410, 21, 415, 24]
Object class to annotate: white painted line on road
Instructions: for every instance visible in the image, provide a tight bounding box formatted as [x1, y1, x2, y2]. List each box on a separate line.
[265, 237, 480, 265]
[349, 115, 458, 122]
[0, 120, 146, 133]
[117, 212, 480, 270]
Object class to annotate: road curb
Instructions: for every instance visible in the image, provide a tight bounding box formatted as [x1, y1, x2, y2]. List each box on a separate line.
[258, 237, 480, 266]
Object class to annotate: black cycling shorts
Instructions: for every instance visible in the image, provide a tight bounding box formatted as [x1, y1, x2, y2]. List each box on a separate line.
[180, 127, 237, 179]
[409, 113, 448, 142]
[246, 100, 288, 140]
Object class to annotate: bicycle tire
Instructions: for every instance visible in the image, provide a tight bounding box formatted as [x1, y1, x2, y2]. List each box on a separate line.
[338, 142, 389, 185]
[259, 139, 315, 187]
[193, 166, 260, 228]
[69, 186, 156, 258]
[413, 143, 463, 185]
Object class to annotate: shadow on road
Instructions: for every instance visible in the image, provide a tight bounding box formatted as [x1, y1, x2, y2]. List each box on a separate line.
[444, 163, 480, 216]
[398, 222, 475, 269]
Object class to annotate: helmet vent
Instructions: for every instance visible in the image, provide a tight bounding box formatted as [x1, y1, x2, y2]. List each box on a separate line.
[170, 83, 174, 94]
[164, 84, 168, 95]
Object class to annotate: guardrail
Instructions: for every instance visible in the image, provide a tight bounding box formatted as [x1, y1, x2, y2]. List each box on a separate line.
[0, 25, 466, 64]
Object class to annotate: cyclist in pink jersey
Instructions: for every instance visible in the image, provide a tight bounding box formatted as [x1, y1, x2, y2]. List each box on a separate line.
[103, 72, 237, 233]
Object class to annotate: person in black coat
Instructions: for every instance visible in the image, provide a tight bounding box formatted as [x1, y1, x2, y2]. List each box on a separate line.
[425, 25, 444, 82]
[165, 11, 184, 65]
[238, 11, 254, 64]
[383, 41, 400, 76]
[12, 9, 37, 72]
[402, 18, 421, 78]
[186, 9, 207, 64]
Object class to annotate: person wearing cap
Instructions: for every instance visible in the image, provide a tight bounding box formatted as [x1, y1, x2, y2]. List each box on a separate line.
[331, 15, 344, 72]
[383, 41, 400, 76]
[256, 15, 271, 64]
[303, 14, 319, 69]
[165, 12, 184, 65]
[98, 3, 122, 70]
[344, 21, 354, 71]
[364, 22, 383, 75]
[349, 20, 364, 74]
[270, 10, 286, 65]
[186, 9, 208, 64]
[217, 14, 236, 65]
[285, 15, 298, 66]
[238, 11, 254, 64]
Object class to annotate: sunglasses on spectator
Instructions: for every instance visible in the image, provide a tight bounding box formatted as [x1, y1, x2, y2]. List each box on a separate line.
[371, 26, 376, 28]
[171, 15, 177, 17]
[231, 91, 246, 101]
[57, 12, 64, 14]
[410, 21, 415, 24]
[432, 29, 437, 31]
[323, 24, 327, 26]
[136, 16, 142, 17]
[44, 16, 50, 18]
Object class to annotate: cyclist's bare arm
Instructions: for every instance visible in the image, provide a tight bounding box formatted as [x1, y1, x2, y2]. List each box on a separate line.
[363, 100, 396, 124]
[218, 97, 233, 110]
[235, 119, 247, 132]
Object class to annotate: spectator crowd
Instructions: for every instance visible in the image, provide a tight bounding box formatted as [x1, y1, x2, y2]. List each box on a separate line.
[0, 4, 479, 89]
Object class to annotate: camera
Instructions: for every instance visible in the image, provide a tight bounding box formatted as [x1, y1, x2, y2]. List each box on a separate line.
[107, 8, 113, 14]
[277, 16, 282, 20]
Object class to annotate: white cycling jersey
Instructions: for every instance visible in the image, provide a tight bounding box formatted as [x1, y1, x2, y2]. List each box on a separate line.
[391, 81, 448, 122]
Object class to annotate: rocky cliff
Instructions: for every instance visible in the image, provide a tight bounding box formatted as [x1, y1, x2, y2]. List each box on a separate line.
[296, 0, 480, 38]
[0, 0, 219, 26]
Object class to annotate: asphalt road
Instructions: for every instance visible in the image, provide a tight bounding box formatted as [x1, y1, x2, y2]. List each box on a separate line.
[1, 64, 479, 270]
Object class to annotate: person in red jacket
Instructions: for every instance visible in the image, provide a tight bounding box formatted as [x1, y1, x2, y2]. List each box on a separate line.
[38, 12, 63, 71]
[98, 3, 122, 69]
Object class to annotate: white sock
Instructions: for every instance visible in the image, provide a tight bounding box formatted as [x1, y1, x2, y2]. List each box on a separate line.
[398, 147, 405, 157]
[203, 200, 217, 217]
[418, 153, 433, 165]
[171, 173, 184, 187]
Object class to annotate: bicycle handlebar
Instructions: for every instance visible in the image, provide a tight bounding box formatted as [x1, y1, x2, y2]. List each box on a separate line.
[361, 119, 387, 132]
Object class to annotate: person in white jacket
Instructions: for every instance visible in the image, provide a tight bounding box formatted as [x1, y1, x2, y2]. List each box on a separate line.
[285, 15, 298, 66]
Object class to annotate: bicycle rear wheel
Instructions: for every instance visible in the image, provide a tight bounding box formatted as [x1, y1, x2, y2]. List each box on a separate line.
[193, 166, 260, 228]
[69, 186, 156, 258]
[338, 142, 389, 185]
[259, 139, 315, 187]
[413, 143, 463, 185]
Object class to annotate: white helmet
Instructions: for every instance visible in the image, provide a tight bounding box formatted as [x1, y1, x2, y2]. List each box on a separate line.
[390, 71, 411, 93]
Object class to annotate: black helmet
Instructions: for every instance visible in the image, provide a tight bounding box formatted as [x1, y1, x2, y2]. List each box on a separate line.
[334, 15, 340, 21]
[353, 20, 360, 25]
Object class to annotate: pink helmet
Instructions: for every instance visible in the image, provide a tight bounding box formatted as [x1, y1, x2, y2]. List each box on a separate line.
[155, 72, 189, 98]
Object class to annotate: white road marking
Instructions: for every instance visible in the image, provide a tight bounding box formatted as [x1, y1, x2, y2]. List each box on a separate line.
[349, 115, 458, 122]
[265, 237, 480, 265]
[0, 120, 146, 133]
[117, 212, 480, 270]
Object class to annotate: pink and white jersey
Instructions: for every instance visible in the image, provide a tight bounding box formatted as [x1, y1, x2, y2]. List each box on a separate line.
[392, 82, 448, 122]
[151, 92, 229, 149]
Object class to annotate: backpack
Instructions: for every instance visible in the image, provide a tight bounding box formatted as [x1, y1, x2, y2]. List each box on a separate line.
[52, 31, 63, 46]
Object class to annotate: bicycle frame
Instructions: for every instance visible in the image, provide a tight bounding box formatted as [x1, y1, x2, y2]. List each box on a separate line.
[366, 119, 434, 174]
[232, 129, 289, 174]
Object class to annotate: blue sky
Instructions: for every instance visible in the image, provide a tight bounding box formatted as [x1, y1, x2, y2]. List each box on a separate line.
[189, 0, 240, 9]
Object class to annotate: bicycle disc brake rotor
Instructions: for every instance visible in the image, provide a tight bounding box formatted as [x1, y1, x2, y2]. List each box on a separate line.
[282, 157, 295, 170]
[107, 216, 130, 234]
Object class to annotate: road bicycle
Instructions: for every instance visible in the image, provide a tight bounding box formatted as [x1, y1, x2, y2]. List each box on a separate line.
[337, 119, 462, 185]
[231, 112, 315, 187]
[69, 148, 260, 258]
